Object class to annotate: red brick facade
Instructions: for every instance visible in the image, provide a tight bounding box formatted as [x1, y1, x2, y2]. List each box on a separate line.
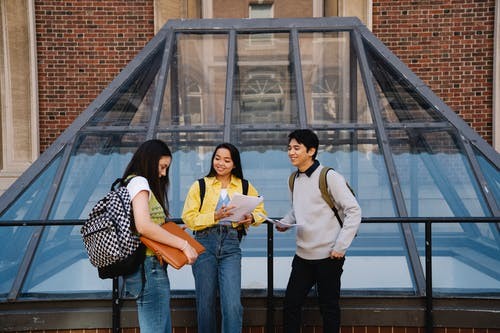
[33, 1, 496, 152]
[35, 1, 154, 151]
[372, 0, 495, 143]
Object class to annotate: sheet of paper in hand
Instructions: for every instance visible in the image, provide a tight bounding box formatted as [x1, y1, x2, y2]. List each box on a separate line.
[257, 213, 299, 228]
[227, 193, 263, 221]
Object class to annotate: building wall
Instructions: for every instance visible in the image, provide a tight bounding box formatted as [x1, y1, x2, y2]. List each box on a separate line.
[34, 0, 155, 152]
[29, 0, 497, 153]
[372, 0, 496, 144]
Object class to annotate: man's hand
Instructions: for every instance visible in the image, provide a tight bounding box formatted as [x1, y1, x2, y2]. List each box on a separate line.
[330, 250, 344, 259]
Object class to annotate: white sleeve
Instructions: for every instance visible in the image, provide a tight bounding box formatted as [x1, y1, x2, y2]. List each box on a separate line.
[126, 176, 151, 201]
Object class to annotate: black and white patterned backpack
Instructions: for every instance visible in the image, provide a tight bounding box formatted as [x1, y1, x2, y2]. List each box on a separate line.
[81, 177, 145, 279]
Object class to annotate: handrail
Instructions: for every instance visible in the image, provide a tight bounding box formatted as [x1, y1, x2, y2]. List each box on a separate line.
[0, 216, 498, 333]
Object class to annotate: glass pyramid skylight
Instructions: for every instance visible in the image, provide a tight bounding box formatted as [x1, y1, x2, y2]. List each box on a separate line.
[0, 17, 498, 301]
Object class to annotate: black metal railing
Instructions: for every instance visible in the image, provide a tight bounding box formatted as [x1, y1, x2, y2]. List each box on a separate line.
[1, 216, 499, 333]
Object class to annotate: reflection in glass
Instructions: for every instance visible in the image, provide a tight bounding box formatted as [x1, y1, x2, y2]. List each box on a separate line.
[412, 222, 500, 295]
[49, 133, 146, 219]
[158, 131, 224, 217]
[0, 226, 36, 298]
[1, 154, 61, 221]
[299, 32, 372, 124]
[0, 155, 62, 298]
[365, 43, 445, 123]
[87, 46, 163, 127]
[160, 34, 228, 127]
[233, 33, 297, 125]
[316, 130, 396, 217]
[474, 146, 500, 204]
[22, 225, 111, 296]
[389, 129, 489, 217]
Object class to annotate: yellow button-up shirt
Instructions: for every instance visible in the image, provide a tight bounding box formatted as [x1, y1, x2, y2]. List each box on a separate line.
[182, 175, 266, 231]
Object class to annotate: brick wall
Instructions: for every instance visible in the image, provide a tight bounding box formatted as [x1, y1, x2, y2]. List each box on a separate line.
[35, 0, 154, 152]
[372, 0, 495, 144]
[33, 1, 496, 150]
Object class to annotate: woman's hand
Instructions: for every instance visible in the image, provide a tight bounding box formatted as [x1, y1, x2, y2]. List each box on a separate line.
[237, 213, 253, 228]
[215, 204, 235, 221]
[181, 241, 198, 264]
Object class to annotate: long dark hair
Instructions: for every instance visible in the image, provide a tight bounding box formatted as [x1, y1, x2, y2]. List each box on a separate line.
[123, 139, 172, 214]
[206, 142, 244, 180]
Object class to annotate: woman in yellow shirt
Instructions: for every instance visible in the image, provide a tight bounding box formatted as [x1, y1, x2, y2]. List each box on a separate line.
[182, 142, 266, 333]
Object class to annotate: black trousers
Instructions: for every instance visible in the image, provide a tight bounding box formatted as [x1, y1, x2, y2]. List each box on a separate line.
[283, 254, 345, 333]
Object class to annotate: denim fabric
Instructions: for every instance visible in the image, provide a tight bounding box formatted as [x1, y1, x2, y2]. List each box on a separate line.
[124, 256, 172, 333]
[283, 255, 344, 333]
[192, 225, 243, 333]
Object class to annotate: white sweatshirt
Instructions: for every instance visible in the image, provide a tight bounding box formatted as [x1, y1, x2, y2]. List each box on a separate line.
[281, 163, 362, 260]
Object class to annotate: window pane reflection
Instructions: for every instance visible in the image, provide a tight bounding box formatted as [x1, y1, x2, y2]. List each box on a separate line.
[0, 154, 61, 221]
[365, 43, 445, 123]
[49, 133, 146, 219]
[299, 32, 372, 124]
[160, 34, 228, 127]
[474, 146, 500, 205]
[233, 33, 297, 125]
[389, 129, 489, 217]
[413, 222, 500, 295]
[21, 225, 111, 297]
[87, 46, 163, 127]
[316, 130, 396, 217]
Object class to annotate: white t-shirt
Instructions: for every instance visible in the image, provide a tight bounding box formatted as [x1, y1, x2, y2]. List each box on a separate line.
[126, 176, 151, 201]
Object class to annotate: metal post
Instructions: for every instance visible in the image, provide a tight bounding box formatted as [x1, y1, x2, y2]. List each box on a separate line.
[266, 222, 274, 332]
[112, 277, 120, 333]
[425, 221, 433, 333]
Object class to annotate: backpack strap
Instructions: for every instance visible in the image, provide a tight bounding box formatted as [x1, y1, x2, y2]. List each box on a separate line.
[241, 179, 249, 195]
[319, 167, 335, 210]
[289, 167, 345, 227]
[198, 177, 249, 211]
[288, 171, 298, 193]
[198, 178, 206, 212]
[320, 167, 345, 227]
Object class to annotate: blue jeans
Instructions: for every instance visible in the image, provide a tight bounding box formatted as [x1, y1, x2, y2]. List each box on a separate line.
[192, 225, 243, 333]
[284, 255, 345, 333]
[124, 256, 172, 333]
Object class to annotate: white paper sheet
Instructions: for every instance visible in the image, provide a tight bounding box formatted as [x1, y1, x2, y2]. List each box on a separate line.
[226, 193, 263, 222]
[257, 213, 299, 228]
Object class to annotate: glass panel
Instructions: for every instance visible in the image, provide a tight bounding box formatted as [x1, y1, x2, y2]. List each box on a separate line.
[236, 132, 290, 290]
[473, 146, 500, 205]
[86, 46, 163, 127]
[0, 226, 35, 298]
[316, 130, 396, 217]
[157, 131, 224, 217]
[160, 34, 228, 127]
[21, 225, 111, 297]
[342, 222, 414, 292]
[0, 154, 61, 298]
[364, 43, 445, 123]
[413, 222, 500, 295]
[299, 32, 372, 124]
[389, 129, 489, 217]
[0, 154, 61, 221]
[233, 33, 297, 125]
[274, 221, 415, 292]
[49, 133, 146, 219]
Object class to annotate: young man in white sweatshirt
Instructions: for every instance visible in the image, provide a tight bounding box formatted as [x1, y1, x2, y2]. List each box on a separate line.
[276, 129, 361, 333]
